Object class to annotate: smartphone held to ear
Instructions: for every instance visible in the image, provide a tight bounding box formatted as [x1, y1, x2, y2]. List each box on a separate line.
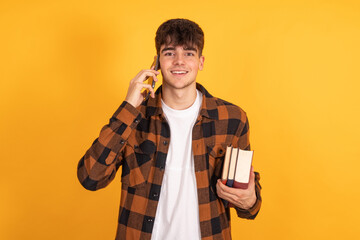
[144, 55, 160, 100]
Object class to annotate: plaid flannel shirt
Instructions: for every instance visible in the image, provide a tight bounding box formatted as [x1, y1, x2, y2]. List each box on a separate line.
[77, 83, 262, 239]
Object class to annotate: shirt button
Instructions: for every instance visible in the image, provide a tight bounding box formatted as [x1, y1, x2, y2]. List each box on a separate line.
[153, 192, 158, 197]
[147, 217, 153, 222]
[159, 166, 164, 171]
[120, 140, 125, 144]
[219, 149, 224, 154]
[134, 119, 139, 123]
[163, 140, 168, 145]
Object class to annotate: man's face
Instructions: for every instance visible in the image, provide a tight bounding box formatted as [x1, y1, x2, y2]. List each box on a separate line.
[159, 44, 204, 90]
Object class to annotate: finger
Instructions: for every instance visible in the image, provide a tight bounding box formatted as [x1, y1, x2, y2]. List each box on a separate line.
[139, 83, 154, 93]
[131, 82, 154, 96]
[146, 84, 155, 98]
[145, 69, 160, 75]
[216, 181, 227, 200]
[150, 65, 159, 73]
[217, 179, 252, 199]
[141, 74, 154, 83]
[216, 181, 237, 202]
[132, 70, 159, 83]
[247, 166, 256, 189]
[140, 72, 159, 83]
[216, 180, 235, 197]
[151, 89, 155, 98]
[217, 179, 236, 194]
[151, 69, 160, 75]
[143, 86, 155, 99]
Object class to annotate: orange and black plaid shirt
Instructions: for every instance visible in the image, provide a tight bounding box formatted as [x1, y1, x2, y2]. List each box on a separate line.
[77, 83, 262, 239]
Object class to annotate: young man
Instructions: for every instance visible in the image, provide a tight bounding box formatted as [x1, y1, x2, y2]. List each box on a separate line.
[77, 18, 261, 240]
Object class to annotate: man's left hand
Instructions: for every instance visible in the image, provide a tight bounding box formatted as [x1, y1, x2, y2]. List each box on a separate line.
[216, 166, 257, 210]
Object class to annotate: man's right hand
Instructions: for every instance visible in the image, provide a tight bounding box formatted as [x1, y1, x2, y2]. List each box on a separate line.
[125, 68, 160, 108]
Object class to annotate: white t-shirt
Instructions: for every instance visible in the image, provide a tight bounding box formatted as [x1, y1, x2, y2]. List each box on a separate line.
[151, 90, 203, 240]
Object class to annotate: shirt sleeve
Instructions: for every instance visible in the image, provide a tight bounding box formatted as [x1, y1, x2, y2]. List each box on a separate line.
[77, 101, 143, 191]
[233, 114, 262, 219]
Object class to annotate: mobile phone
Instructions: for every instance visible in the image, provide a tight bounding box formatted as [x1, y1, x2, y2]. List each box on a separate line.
[144, 55, 160, 99]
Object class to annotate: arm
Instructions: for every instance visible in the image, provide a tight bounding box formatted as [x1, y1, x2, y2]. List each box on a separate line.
[216, 115, 262, 219]
[77, 68, 159, 191]
[77, 102, 142, 190]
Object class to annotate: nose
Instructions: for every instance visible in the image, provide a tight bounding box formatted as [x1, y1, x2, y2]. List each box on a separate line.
[173, 54, 185, 65]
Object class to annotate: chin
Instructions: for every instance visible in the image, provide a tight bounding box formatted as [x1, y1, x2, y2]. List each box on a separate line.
[163, 79, 196, 90]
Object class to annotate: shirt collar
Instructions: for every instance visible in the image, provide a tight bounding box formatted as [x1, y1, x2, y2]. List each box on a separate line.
[142, 83, 219, 120]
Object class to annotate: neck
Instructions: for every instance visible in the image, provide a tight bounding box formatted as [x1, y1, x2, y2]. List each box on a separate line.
[162, 83, 197, 110]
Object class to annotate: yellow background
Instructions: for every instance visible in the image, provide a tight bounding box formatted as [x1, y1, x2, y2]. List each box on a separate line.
[1, 0, 360, 239]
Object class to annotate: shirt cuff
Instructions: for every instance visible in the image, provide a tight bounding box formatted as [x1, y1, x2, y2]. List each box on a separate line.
[112, 101, 143, 125]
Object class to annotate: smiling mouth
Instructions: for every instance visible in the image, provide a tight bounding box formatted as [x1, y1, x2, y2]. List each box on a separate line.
[170, 70, 188, 75]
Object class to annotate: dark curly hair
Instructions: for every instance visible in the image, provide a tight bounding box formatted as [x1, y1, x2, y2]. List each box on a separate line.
[155, 18, 204, 56]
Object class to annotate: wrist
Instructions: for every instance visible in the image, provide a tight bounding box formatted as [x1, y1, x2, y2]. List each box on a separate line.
[245, 194, 257, 210]
[125, 97, 139, 108]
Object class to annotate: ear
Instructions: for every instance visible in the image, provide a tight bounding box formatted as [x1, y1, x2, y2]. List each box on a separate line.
[199, 55, 205, 71]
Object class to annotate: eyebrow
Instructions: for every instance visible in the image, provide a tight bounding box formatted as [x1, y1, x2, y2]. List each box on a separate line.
[161, 46, 198, 53]
[161, 47, 176, 53]
[183, 46, 198, 52]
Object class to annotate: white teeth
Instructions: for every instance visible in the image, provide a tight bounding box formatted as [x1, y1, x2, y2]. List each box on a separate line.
[171, 71, 187, 74]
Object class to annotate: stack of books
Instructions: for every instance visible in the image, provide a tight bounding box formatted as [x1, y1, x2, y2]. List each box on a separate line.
[221, 146, 254, 207]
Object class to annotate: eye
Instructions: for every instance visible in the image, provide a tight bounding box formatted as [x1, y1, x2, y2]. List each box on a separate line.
[164, 52, 174, 56]
[185, 52, 195, 56]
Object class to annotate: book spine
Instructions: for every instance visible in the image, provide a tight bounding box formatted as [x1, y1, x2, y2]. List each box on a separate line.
[226, 179, 234, 188]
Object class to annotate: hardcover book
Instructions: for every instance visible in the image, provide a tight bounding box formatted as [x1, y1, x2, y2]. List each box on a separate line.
[220, 146, 254, 207]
